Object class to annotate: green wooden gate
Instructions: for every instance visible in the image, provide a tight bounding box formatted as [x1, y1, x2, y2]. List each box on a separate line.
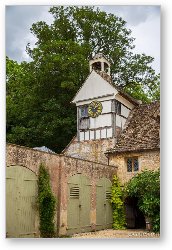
[96, 178, 113, 230]
[67, 174, 91, 235]
[6, 166, 38, 238]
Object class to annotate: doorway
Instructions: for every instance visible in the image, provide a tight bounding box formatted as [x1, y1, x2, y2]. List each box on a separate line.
[96, 178, 113, 230]
[67, 174, 91, 235]
[125, 197, 146, 229]
[6, 165, 38, 238]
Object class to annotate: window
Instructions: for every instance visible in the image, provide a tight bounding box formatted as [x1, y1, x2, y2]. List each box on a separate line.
[79, 118, 89, 130]
[126, 158, 139, 172]
[127, 159, 132, 172]
[112, 100, 121, 115]
[115, 100, 121, 115]
[133, 158, 139, 171]
[78, 105, 90, 130]
[79, 105, 88, 118]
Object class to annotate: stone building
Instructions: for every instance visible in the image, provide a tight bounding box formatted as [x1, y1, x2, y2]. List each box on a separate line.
[105, 101, 160, 228]
[6, 53, 160, 237]
[62, 53, 160, 230]
[64, 53, 160, 184]
[63, 53, 141, 164]
[106, 101, 160, 185]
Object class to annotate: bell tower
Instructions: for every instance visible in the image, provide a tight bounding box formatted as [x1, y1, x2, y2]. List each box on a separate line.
[71, 53, 137, 143]
[89, 53, 111, 75]
[64, 53, 139, 163]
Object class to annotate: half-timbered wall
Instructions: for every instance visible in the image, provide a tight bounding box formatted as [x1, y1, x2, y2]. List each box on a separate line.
[78, 98, 131, 141]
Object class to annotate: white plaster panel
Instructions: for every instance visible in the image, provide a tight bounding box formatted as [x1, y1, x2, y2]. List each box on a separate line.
[90, 114, 111, 129]
[115, 94, 134, 110]
[90, 130, 95, 140]
[121, 117, 127, 129]
[96, 130, 101, 139]
[107, 128, 112, 138]
[102, 100, 111, 113]
[121, 104, 130, 118]
[116, 114, 122, 127]
[80, 132, 84, 141]
[72, 71, 118, 103]
[85, 131, 89, 140]
[101, 129, 106, 139]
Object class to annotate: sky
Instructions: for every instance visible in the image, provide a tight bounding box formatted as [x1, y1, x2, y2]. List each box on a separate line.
[6, 5, 160, 73]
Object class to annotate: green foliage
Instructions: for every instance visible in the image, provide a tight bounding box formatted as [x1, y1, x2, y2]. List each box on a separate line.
[125, 169, 160, 233]
[124, 73, 160, 103]
[111, 176, 126, 229]
[38, 163, 56, 238]
[6, 6, 160, 151]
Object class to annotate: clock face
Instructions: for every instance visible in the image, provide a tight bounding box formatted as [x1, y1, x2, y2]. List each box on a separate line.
[88, 101, 103, 118]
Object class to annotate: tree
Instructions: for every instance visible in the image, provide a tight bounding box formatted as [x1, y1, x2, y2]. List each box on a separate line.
[6, 6, 160, 151]
[124, 169, 160, 233]
[6, 57, 34, 146]
[27, 6, 160, 101]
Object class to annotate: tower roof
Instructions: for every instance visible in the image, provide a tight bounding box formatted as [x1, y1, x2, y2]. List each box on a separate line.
[92, 53, 110, 62]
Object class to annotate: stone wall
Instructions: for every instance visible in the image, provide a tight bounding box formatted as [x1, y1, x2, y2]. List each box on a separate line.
[59, 156, 117, 235]
[6, 143, 61, 198]
[63, 136, 117, 164]
[6, 143, 117, 236]
[108, 150, 160, 185]
[6, 143, 61, 236]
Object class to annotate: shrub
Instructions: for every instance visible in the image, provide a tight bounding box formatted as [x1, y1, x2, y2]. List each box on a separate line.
[124, 169, 160, 233]
[111, 175, 126, 229]
[38, 163, 56, 237]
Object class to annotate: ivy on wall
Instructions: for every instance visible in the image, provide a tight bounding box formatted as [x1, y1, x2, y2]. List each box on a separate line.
[111, 176, 126, 229]
[38, 163, 56, 238]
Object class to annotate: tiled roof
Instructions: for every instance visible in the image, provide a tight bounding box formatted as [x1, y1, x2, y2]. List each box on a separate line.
[33, 146, 55, 153]
[106, 101, 160, 154]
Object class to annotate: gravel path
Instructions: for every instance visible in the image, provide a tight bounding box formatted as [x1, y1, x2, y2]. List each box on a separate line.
[72, 229, 160, 239]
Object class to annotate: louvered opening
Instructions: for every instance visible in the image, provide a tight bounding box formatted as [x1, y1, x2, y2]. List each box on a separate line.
[106, 191, 111, 200]
[70, 187, 79, 199]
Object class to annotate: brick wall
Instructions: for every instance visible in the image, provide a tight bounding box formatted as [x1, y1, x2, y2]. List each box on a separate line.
[108, 150, 160, 185]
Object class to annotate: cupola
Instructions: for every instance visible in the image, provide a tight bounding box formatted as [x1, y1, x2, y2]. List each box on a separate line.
[89, 53, 111, 75]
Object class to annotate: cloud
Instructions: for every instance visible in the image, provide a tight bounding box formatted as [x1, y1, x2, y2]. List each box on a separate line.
[6, 5, 160, 73]
[99, 5, 160, 73]
[6, 5, 53, 62]
[129, 16, 160, 73]
[100, 5, 160, 26]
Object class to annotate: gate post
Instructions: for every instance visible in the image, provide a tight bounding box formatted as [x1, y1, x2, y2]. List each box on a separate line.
[90, 180, 96, 231]
[58, 156, 68, 237]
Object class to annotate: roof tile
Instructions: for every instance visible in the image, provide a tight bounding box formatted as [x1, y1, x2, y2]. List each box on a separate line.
[107, 101, 160, 153]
